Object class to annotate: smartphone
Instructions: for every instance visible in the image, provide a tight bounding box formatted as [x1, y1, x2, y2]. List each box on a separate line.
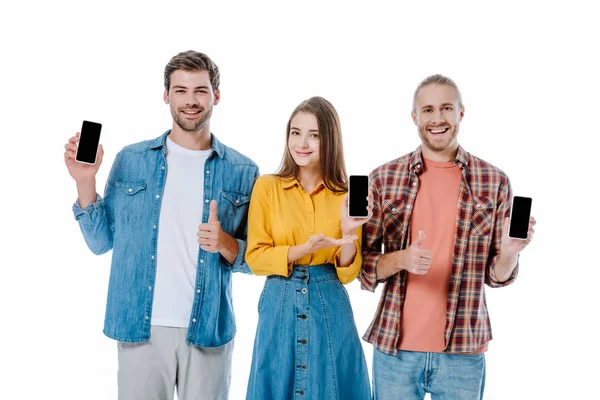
[76, 120, 102, 165]
[348, 175, 369, 218]
[508, 196, 532, 240]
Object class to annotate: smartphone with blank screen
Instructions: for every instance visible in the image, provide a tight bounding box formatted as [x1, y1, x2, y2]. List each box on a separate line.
[508, 196, 532, 240]
[348, 175, 369, 218]
[76, 120, 102, 165]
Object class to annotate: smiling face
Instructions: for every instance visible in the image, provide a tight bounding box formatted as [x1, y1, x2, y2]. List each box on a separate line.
[288, 111, 321, 169]
[412, 83, 463, 154]
[276, 97, 348, 193]
[163, 69, 220, 133]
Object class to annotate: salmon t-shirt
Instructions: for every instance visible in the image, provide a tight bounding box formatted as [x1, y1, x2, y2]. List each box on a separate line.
[399, 157, 486, 353]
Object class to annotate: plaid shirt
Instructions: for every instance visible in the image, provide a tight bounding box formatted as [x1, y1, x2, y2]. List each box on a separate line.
[359, 145, 519, 354]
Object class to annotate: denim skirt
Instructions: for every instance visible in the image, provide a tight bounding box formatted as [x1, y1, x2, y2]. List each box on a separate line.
[246, 264, 372, 400]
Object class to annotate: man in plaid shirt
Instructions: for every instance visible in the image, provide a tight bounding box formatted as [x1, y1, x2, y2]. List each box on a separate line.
[359, 74, 536, 399]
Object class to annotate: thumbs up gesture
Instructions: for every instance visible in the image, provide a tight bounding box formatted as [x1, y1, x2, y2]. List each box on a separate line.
[400, 230, 433, 275]
[197, 200, 226, 253]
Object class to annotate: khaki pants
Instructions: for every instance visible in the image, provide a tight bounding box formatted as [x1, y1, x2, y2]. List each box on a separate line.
[117, 326, 233, 400]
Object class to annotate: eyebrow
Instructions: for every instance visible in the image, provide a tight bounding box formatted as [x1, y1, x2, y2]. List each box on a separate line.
[290, 127, 319, 133]
[421, 103, 455, 110]
[172, 85, 210, 90]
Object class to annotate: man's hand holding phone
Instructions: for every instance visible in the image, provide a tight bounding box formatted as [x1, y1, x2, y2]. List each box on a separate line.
[500, 215, 537, 259]
[64, 132, 104, 183]
[64, 130, 104, 209]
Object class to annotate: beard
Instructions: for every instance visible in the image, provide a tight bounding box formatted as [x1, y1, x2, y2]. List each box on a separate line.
[171, 105, 213, 132]
[418, 124, 459, 152]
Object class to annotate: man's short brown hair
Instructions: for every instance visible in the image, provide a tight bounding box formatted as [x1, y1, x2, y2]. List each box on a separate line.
[164, 50, 220, 92]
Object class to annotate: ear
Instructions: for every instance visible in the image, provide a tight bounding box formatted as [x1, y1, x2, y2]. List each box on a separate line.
[411, 110, 418, 126]
[213, 89, 221, 106]
[459, 107, 465, 121]
[163, 89, 169, 104]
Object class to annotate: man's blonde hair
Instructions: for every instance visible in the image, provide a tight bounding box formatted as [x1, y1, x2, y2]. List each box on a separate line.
[413, 74, 464, 112]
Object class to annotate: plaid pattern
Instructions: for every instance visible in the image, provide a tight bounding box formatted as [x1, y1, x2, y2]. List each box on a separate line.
[359, 145, 518, 354]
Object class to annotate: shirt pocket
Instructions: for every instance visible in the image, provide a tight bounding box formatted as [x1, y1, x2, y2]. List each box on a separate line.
[382, 198, 405, 241]
[219, 189, 251, 236]
[470, 196, 495, 236]
[115, 179, 147, 222]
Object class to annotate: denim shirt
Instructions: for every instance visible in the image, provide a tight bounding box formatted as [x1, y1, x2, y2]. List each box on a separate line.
[72, 130, 259, 347]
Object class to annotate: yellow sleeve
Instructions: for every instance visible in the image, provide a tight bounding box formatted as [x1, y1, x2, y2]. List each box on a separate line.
[245, 176, 293, 277]
[334, 225, 363, 284]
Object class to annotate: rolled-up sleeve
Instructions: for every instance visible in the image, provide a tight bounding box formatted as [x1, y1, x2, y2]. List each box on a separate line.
[334, 225, 363, 284]
[485, 175, 519, 287]
[72, 152, 119, 255]
[359, 173, 385, 292]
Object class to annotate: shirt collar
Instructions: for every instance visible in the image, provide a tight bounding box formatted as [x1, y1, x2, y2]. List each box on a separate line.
[409, 144, 470, 171]
[281, 176, 326, 193]
[149, 130, 225, 158]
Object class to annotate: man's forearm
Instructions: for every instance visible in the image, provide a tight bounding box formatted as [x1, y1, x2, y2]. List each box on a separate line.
[376, 250, 404, 280]
[76, 179, 98, 209]
[219, 233, 240, 265]
[493, 253, 519, 282]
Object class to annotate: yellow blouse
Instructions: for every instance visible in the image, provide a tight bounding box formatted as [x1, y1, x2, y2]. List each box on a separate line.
[245, 175, 362, 284]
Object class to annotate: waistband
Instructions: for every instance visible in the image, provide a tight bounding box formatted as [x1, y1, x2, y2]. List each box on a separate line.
[283, 263, 338, 283]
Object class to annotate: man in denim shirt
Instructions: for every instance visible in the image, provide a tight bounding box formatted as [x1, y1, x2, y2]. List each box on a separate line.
[63, 50, 259, 400]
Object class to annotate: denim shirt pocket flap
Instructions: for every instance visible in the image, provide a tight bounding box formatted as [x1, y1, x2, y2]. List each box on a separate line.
[116, 179, 147, 196]
[221, 190, 250, 207]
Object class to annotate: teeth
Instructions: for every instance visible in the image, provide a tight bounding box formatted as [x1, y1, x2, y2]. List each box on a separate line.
[183, 110, 199, 114]
[429, 128, 447, 133]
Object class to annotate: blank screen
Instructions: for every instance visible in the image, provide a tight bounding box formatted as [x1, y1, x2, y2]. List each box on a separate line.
[509, 196, 532, 239]
[76, 120, 102, 163]
[349, 175, 369, 217]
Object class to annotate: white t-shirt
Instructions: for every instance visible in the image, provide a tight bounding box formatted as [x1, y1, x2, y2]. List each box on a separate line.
[151, 136, 211, 327]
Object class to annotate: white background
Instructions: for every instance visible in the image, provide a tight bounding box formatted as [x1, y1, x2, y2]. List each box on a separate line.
[2, 1, 599, 399]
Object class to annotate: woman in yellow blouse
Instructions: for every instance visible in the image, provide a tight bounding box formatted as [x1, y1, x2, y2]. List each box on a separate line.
[245, 97, 373, 400]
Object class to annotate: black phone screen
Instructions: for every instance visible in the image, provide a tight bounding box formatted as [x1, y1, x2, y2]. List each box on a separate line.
[509, 196, 532, 239]
[76, 120, 102, 164]
[349, 175, 369, 217]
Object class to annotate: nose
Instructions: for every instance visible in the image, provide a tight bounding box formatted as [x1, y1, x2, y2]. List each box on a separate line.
[300, 134, 309, 147]
[185, 92, 199, 107]
[432, 109, 445, 124]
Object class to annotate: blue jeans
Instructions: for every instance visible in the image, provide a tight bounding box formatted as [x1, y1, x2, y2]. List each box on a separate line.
[373, 348, 486, 400]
